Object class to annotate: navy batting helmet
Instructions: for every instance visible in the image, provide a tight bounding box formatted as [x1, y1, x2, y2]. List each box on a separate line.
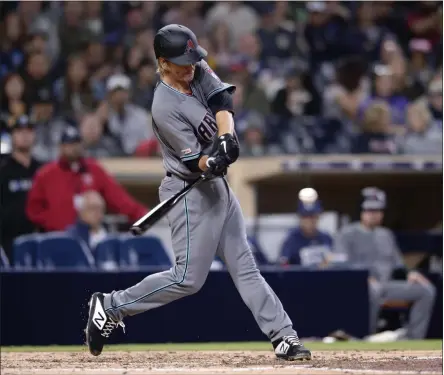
[154, 24, 207, 66]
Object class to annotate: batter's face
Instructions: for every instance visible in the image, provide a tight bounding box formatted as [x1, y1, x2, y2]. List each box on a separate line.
[163, 59, 196, 84]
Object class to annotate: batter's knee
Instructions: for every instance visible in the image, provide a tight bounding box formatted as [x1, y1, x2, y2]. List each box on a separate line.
[178, 276, 205, 295]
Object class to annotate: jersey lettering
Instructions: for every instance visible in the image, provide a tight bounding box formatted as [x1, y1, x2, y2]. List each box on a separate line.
[197, 113, 218, 143]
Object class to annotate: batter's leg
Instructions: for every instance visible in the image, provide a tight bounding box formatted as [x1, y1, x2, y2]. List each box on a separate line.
[85, 177, 227, 356]
[104, 177, 227, 321]
[216, 185, 311, 360]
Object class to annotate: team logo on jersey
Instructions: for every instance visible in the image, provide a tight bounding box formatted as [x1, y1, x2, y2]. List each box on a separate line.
[181, 148, 192, 155]
[185, 39, 195, 54]
[204, 66, 221, 82]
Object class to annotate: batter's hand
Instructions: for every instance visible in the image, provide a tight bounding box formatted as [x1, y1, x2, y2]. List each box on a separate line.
[205, 155, 229, 177]
[214, 134, 239, 164]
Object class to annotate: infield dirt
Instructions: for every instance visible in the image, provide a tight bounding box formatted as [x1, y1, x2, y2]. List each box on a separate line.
[1, 350, 442, 375]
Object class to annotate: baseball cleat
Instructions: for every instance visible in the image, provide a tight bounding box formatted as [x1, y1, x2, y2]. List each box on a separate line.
[273, 335, 312, 361]
[85, 292, 125, 356]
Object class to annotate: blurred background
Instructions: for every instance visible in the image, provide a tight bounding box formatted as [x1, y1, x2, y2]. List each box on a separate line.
[0, 1, 442, 347]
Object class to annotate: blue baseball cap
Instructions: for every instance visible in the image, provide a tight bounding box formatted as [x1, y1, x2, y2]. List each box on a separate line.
[297, 199, 322, 216]
[60, 127, 81, 144]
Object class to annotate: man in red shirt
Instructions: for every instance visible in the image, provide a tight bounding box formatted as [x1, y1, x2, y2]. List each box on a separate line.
[26, 126, 148, 232]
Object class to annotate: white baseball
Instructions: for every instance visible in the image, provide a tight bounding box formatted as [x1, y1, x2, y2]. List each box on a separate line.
[298, 188, 318, 203]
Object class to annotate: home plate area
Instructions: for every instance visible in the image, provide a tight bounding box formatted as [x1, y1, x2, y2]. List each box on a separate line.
[1, 350, 442, 375]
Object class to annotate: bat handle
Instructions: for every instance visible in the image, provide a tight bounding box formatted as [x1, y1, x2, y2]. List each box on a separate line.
[130, 226, 144, 236]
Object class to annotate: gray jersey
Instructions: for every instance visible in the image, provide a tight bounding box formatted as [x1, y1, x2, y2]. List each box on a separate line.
[152, 60, 235, 179]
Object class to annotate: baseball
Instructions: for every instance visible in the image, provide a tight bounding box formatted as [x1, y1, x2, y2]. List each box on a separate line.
[298, 188, 318, 203]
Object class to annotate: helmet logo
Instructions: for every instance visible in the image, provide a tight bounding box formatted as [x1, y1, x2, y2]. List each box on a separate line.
[185, 39, 195, 54]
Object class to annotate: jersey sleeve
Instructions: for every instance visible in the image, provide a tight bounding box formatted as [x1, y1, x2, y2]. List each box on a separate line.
[197, 60, 236, 101]
[154, 111, 202, 162]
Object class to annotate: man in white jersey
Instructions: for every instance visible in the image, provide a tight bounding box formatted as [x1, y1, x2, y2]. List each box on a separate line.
[85, 24, 311, 361]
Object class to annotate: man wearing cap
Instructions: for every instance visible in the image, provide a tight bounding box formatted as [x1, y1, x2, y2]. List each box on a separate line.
[26, 126, 148, 232]
[280, 189, 333, 266]
[95, 74, 153, 157]
[0, 115, 41, 260]
[333, 187, 436, 339]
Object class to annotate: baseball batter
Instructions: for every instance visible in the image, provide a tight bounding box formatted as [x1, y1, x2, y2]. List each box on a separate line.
[85, 24, 311, 361]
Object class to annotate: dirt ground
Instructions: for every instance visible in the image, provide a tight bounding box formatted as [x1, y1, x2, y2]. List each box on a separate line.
[1, 350, 442, 375]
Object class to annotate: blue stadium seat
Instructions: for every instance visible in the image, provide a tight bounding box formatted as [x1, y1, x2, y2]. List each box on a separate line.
[37, 233, 95, 269]
[95, 236, 120, 270]
[119, 236, 171, 268]
[13, 234, 40, 268]
[0, 247, 10, 269]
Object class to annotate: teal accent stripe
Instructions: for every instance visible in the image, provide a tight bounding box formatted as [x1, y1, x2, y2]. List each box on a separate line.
[106, 183, 190, 312]
[181, 152, 200, 161]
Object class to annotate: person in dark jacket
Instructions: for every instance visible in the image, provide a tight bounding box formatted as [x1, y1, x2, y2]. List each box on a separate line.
[279, 188, 333, 266]
[26, 126, 148, 232]
[0, 115, 41, 260]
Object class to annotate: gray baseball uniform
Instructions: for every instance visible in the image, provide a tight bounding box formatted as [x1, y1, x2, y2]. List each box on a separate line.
[333, 222, 436, 339]
[103, 60, 297, 341]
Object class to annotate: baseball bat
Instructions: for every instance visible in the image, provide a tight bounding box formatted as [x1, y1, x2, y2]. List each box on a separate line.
[129, 172, 210, 236]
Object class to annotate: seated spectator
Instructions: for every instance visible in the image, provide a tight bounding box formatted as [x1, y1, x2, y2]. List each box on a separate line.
[405, 39, 435, 99]
[280, 188, 333, 267]
[378, 39, 407, 92]
[352, 101, 398, 154]
[22, 51, 55, 109]
[67, 191, 108, 251]
[54, 54, 96, 122]
[333, 187, 436, 339]
[1, 73, 28, 124]
[80, 113, 122, 158]
[95, 74, 154, 156]
[162, 2, 205, 37]
[0, 12, 26, 78]
[0, 115, 41, 260]
[400, 103, 442, 155]
[359, 65, 409, 129]
[26, 126, 148, 232]
[416, 80, 443, 129]
[85, 39, 113, 101]
[131, 59, 156, 111]
[204, 2, 258, 49]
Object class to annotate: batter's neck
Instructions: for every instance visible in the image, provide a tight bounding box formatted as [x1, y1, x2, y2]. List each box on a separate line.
[162, 76, 191, 94]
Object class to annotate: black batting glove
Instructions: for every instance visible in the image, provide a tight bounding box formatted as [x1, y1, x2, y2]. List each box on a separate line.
[205, 154, 229, 177]
[212, 133, 239, 164]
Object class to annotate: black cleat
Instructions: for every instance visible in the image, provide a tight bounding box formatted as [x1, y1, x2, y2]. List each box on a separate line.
[85, 292, 125, 356]
[273, 335, 312, 361]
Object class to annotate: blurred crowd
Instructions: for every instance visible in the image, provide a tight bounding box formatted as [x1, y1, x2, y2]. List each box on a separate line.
[0, 1, 442, 160]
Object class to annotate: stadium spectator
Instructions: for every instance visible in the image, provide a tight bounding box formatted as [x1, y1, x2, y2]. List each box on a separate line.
[66, 190, 108, 251]
[0, 115, 41, 260]
[352, 101, 398, 154]
[131, 59, 156, 111]
[378, 39, 407, 92]
[58, 2, 94, 58]
[95, 74, 154, 156]
[0, 11, 26, 78]
[1, 73, 27, 124]
[204, 2, 258, 49]
[359, 65, 409, 130]
[416, 79, 443, 128]
[80, 113, 120, 158]
[26, 126, 148, 232]
[22, 51, 55, 109]
[333, 187, 436, 339]
[162, 2, 205, 37]
[405, 39, 435, 99]
[54, 54, 96, 122]
[280, 189, 333, 267]
[400, 102, 442, 155]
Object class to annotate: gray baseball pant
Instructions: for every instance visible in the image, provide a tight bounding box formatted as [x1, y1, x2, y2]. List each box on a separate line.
[104, 175, 297, 342]
[369, 280, 436, 339]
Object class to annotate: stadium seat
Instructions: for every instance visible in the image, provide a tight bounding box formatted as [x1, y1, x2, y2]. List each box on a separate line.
[13, 234, 40, 268]
[95, 236, 120, 270]
[0, 247, 10, 269]
[119, 236, 172, 268]
[37, 232, 95, 269]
